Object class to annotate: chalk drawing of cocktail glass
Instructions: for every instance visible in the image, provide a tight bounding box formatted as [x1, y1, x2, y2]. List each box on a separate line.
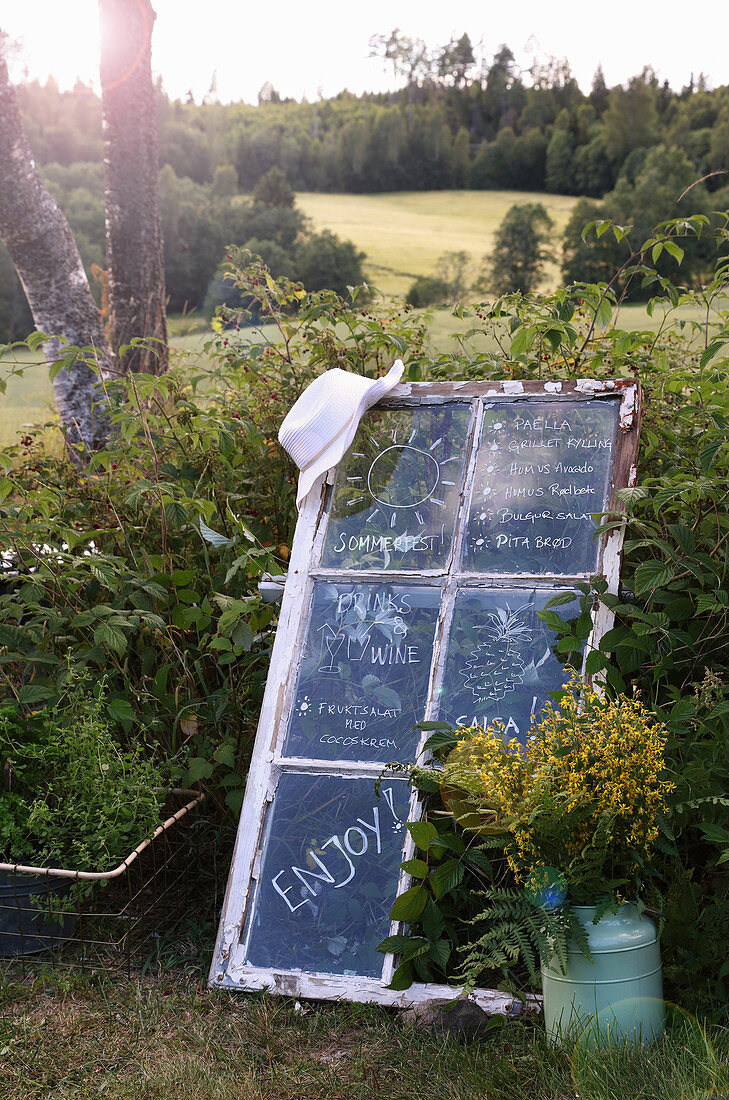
[317, 626, 347, 675]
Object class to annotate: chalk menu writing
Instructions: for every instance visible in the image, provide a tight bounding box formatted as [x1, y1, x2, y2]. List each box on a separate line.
[465, 399, 619, 574]
[211, 381, 641, 1001]
[320, 404, 472, 571]
[283, 581, 440, 764]
[440, 587, 580, 748]
[243, 773, 410, 977]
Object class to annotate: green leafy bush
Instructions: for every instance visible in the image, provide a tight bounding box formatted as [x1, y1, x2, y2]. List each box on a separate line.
[376, 766, 508, 990]
[0, 673, 166, 870]
[561, 147, 716, 297]
[0, 261, 427, 814]
[376, 729, 589, 994]
[406, 275, 449, 308]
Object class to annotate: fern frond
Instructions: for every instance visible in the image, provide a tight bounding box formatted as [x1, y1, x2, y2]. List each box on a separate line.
[455, 887, 584, 988]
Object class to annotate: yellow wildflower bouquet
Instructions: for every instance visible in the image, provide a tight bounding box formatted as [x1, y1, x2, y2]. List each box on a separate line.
[443, 673, 675, 905]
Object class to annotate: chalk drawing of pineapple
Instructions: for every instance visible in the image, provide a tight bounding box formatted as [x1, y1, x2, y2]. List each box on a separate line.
[459, 602, 532, 704]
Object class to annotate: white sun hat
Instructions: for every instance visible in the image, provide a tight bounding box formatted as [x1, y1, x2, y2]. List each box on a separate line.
[278, 359, 404, 510]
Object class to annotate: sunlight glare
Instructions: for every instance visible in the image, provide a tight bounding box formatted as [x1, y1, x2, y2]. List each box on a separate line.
[2, 0, 101, 90]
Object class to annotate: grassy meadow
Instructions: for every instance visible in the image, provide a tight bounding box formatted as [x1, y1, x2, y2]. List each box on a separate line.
[296, 190, 580, 297]
[0, 188, 714, 446]
[0, 347, 56, 447]
[0, 321, 221, 449]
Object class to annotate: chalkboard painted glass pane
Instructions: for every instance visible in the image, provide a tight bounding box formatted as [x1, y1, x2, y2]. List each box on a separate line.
[439, 587, 580, 746]
[283, 581, 441, 763]
[243, 773, 410, 977]
[465, 400, 619, 574]
[321, 404, 472, 571]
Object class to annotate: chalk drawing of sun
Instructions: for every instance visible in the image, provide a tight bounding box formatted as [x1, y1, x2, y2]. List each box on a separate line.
[344, 426, 460, 529]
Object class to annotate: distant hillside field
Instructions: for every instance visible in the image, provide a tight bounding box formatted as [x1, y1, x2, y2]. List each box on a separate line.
[296, 190, 582, 297]
[0, 190, 693, 447]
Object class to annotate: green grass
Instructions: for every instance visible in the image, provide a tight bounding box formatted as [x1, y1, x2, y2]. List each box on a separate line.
[0, 316, 272, 448]
[420, 295, 721, 357]
[0, 345, 56, 448]
[297, 190, 580, 298]
[0, 969, 726, 1099]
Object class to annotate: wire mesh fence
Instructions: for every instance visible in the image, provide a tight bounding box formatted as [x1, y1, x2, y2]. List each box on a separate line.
[0, 789, 220, 975]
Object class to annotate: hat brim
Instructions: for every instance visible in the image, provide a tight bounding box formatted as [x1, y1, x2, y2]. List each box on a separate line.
[295, 359, 404, 509]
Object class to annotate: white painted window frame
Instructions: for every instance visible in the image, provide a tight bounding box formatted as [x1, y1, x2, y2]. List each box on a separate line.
[210, 378, 641, 1010]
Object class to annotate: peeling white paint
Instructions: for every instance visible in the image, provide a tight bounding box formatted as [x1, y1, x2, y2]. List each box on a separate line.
[575, 379, 605, 394]
[214, 964, 542, 1014]
[619, 386, 638, 431]
[501, 380, 524, 394]
[544, 381, 562, 393]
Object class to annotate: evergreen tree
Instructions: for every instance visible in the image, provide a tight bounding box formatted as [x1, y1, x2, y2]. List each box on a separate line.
[437, 33, 475, 87]
[590, 65, 609, 116]
[485, 46, 520, 130]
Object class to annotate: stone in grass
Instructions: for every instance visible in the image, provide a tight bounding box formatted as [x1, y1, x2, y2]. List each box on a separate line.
[401, 998, 496, 1042]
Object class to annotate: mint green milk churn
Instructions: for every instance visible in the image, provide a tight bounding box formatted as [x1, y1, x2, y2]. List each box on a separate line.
[541, 903, 664, 1046]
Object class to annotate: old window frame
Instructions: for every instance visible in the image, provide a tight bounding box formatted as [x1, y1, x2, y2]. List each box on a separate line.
[210, 378, 641, 1008]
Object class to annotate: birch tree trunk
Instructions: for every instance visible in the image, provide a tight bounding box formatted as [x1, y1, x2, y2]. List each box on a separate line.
[99, 0, 168, 375]
[0, 53, 111, 453]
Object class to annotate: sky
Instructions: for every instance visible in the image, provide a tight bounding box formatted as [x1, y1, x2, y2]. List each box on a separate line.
[1, 0, 727, 105]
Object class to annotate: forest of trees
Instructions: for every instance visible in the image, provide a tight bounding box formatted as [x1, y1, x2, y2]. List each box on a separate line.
[18, 45, 729, 198]
[1, 36, 729, 338]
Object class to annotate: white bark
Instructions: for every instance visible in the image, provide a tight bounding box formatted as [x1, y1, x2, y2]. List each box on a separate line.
[0, 52, 111, 453]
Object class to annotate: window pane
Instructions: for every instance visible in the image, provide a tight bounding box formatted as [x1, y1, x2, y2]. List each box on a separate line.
[282, 581, 441, 764]
[321, 404, 472, 571]
[439, 587, 580, 746]
[243, 773, 410, 977]
[464, 400, 619, 574]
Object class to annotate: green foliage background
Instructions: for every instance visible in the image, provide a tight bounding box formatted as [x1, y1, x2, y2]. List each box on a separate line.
[0, 673, 167, 870]
[3, 60, 729, 335]
[1, 202, 729, 1014]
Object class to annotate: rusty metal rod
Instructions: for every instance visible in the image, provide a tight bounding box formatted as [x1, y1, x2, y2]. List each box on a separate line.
[0, 789, 205, 881]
